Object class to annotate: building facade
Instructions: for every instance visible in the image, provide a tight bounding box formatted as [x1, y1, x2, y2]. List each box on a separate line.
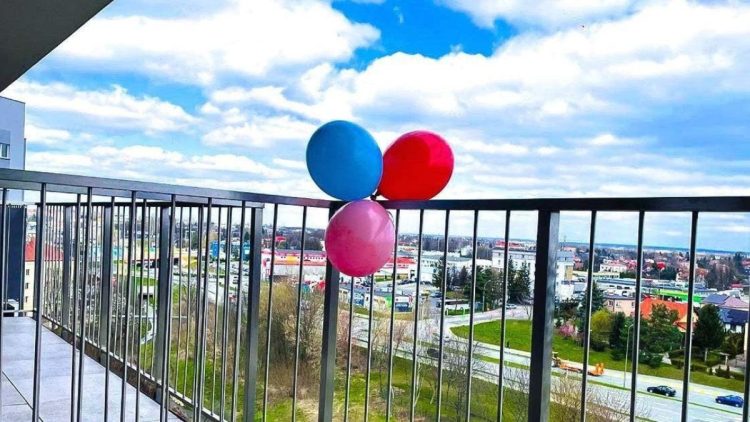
[0, 96, 26, 202]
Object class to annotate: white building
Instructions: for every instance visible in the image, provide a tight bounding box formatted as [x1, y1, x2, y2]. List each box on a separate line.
[0, 96, 26, 202]
[491, 249, 574, 282]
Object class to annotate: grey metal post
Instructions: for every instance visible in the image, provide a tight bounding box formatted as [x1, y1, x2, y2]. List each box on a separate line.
[243, 207, 263, 422]
[61, 206, 72, 329]
[98, 204, 113, 356]
[31, 183, 47, 422]
[527, 210, 559, 422]
[318, 205, 341, 422]
[154, 204, 173, 404]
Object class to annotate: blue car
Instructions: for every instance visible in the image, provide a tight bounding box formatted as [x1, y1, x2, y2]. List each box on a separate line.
[716, 395, 744, 408]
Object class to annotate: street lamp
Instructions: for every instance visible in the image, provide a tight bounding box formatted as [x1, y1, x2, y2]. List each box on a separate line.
[623, 323, 635, 387]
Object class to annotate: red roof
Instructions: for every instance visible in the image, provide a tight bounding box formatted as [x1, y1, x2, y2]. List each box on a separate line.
[639, 297, 694, 332]
[24, 239, 64, 262]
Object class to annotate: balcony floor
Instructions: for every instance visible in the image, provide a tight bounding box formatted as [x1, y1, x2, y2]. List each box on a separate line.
[1, 317, 177, 421]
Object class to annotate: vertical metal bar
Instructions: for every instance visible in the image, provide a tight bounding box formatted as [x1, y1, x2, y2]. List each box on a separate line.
[244, 207, 263, 422]
[192, 203, 208, 421]
[61, 207, 73, 329]
[0, 189, 6, 411]
[291, 206, 307, 422]
[528, 209, 560, 422]
[580, 211, 597, 422]
[262, 204, 279, 420]
[318, 205, 341, 422]
[409, 209, 425, 422]
[135, 199, 147, 421]
[744, 262, 750, 421]
[231, 203, 247, 421]
[31, 184, 47, 422]
[629, 211, 645, 421]
[120, 192, 137, 421]
[70, 194, 81, 420]
[183, 206, 193, 398]
[174, 207, 184, 390]
[385, 209, 400, 422]
[496, 209, 510, 422]
[465, 210, 479, 421]
[436, 210, 449, 421]
[364, 273, 376, 421]
[151, 206, 158, 376]
[220, 207, 233, 420]
[158, 197, 177, 421]
[102, 198, 115, 422]
[344, 276, 354, 422]
[211, 207, 223, 413]
[680, 212, 699, 422]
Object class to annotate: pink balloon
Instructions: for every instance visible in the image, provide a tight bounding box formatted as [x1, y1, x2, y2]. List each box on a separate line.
[325, 200, 395, 277]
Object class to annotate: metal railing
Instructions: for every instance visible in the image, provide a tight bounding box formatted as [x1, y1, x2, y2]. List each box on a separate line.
[0, 167, 749, 421]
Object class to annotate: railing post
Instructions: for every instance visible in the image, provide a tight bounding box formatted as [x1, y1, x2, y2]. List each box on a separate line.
[243, 207, 263, 421]
[154, 204, 173, 404]
[98, 204, 113, 355]
[528, 210, 559, 422]
[318, 205, 341, 422]
[61, 206, 72, 329]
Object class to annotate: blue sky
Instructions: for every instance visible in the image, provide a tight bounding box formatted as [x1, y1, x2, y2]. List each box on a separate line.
[3, 0, 750, 250]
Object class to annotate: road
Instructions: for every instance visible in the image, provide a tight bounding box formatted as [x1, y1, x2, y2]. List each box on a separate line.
[349, 311, 744, 421]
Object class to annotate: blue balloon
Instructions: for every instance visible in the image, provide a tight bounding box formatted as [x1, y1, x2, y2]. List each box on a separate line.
[306, 120, 383, 201]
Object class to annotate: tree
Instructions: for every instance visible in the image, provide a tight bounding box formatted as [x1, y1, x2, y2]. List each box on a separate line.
[433, 256, 447, 291]
[722, 332, 744, 369]
[456, 266, 469, 287]
[609, 312, 627, 350]
[590, 309, 613, 351]
[693, 304, 725, 362]
[508, 262, 530, 303]
[577, 282, 604, 332]
[642, 304, 681, 355]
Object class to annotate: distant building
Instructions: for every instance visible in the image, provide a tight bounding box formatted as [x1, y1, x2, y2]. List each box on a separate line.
[604, 294, 635, 315]
[0, 96, 26, 202]
[640, 297, 696, 332]
[23, 239, 64, 310]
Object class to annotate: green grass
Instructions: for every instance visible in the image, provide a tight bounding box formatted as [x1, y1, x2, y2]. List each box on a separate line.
[353, 306, 414, 321]
[451, 320, 745, 393]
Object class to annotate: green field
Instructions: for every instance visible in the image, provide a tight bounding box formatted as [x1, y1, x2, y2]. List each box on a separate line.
[451, 320, 745, 393]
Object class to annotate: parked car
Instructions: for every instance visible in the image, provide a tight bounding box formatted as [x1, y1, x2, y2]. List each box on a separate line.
[646, 385, 676, 397]
[506, 304, 517, 309]
[716, 395, 744, 408]
[426, 348, 445, 360]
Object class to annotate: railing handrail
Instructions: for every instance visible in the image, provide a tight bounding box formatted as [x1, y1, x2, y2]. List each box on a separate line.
[3, 168, 750, 212]
[377, 196, 750, 212]
[0, 168, 333, 208]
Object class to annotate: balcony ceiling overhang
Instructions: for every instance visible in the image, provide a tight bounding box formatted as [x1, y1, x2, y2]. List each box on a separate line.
[0, 0, 113, 91]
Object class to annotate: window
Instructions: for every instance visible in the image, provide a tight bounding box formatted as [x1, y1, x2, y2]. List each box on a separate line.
[24, 296, 28, 303]
[25, 283, 28, 289]
[0, 143, 9, 159]
[25, 269, 30, 276]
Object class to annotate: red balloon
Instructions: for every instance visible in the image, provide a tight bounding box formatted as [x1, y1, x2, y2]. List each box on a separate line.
[378, 131, 454, 200]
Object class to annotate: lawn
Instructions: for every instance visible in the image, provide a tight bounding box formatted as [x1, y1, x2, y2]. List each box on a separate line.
[452, 320, 745, 393]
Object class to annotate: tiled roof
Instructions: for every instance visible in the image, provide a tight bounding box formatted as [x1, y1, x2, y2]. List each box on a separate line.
[24, 239, 64, 262]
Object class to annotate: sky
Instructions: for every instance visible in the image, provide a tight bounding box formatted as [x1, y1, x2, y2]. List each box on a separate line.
[3, 0, 750, 251]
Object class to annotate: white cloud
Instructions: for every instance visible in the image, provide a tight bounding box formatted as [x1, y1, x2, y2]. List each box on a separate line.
[4, 81, 196, 134]
[53, 0, 379, 85]
[440, 0, 637, 28]
[272, 158, 306, 170]
[202, 115, 316, 148]
[24, 124, 71, 146]
[27, 145, 288, 180]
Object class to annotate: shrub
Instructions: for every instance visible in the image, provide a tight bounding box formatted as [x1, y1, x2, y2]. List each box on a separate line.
[591, 340, 608, 352]
[559, 323, 576, 340]
[672, 358, 684, 369]
[611, 348, 625, 361]
[667, 349, 684, 359]
[691, 362, 708, 373]
[715, 368, 746, 381]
